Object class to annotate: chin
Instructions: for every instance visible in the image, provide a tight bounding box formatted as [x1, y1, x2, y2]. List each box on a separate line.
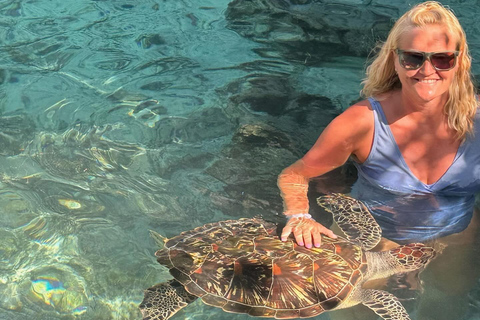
[416, 92, 438, 102]
[412, 87, 448, 103]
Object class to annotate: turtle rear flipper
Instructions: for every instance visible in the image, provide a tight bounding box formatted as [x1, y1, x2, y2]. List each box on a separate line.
[317, 193, 381, 250]
[140, 279, 197, 320]
[149, 230, 167, 249]
[389, 243, 436, 271]
[361, 289, 411, 320]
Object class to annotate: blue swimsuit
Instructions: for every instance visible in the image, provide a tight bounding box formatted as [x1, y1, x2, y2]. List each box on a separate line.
[351, 97, 480, 243]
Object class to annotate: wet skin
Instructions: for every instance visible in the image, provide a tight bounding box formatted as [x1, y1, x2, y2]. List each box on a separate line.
[280, 24, 460, 249]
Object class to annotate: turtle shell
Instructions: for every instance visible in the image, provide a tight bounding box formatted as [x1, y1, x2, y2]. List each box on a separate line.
[156, 218, 366, 319]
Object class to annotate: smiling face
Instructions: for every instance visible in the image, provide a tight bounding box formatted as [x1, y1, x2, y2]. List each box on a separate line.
[394, 24, 459, 104]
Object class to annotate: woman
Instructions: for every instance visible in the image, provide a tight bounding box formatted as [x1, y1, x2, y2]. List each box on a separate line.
[278, 2, 480, 319]
[279, 1, 479, 248]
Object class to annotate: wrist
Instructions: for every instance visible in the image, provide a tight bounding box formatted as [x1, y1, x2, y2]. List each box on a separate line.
[286, 213, 313, 220]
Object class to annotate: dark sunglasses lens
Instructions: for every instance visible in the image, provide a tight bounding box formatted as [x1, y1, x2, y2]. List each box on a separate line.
[400, 52, 425, 69]
[431, 53, 456, 70]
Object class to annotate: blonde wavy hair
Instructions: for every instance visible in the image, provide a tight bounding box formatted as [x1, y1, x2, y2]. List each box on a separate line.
[361, 1, 478, 140]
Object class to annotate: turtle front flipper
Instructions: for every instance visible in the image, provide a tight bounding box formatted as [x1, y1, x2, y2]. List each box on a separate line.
[361, 288, 411, 320]
[140, 279, 197, 320]
[317, 193, 381, 250]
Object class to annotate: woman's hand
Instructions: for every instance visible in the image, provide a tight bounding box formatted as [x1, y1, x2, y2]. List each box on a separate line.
[281, 217, 337, 248]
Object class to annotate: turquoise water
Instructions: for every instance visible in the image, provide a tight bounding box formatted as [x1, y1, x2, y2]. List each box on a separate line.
[1, 0, 480, 319]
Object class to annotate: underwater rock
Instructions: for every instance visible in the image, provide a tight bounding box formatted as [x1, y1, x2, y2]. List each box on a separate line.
[226, 0, 480, 64]
[0, 282, 22, 311]
[0, 216, 92, 316]
[126, 99, 168, 128]
[205, 69, 347, 218]
[0, 190, 36, 229]
[206, 121, 357, 223]
[82, 298, 142, 320]
[296, 58, 365, 109]
[144, 107, 233, 179]
[223, 73, 340, 148]
[27, 127, 145, 180]
[225, 0, 393, 59]
[132, 191, 190, 224]
[43, 195, 106, 216]
[151, 107, 234, 146]
[1, 174, 110, 221]
[5, 34, 73, 72]
[231, 123, 294, 149]
[135, 34, 166, 49]
[0, 229, 21, 271]
[229, 75, 291, 116]
[25, 265, 88, 315]
[205, 123, 300, 217]
[147, 146, 216, 178]
[225, 73, 338, 114]
[0, 114, 36, 156]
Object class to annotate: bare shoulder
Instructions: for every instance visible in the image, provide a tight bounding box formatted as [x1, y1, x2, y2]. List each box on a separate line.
[326, 99, 374, 162]
[302, 99, 375, 166]
[331, 99, 374, 133]
[343, 99, 373, 116]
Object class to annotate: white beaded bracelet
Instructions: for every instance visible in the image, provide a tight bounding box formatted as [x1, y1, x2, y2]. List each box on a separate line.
[286, 213, 313, 220]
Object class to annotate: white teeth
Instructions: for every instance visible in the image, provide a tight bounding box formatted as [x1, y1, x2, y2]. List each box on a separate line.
[418, 79, 438, 83]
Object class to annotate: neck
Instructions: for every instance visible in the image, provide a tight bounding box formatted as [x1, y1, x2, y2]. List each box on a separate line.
[400, 89, 449, 118]
[391, 91, 451, 131]
[365, 251, 398, 280]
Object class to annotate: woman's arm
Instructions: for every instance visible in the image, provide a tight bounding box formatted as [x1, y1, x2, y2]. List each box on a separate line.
[279, 101, 374, 248]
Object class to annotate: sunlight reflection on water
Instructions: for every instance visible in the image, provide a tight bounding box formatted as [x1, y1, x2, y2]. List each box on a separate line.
[1, 0, 480, 319]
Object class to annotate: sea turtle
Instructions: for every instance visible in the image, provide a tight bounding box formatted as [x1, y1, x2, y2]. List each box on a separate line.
[140, 193, 436, 320]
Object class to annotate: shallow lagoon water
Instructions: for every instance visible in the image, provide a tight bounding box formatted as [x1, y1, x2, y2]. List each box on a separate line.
[1, 0, 480, 319]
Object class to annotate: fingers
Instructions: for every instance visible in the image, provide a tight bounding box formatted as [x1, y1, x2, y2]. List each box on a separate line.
[317, 223, 337, 239]
[280, 219, 337, 249]
[295, 229, 305, 247]
[323, 227, 338, 239]
[312, 231, 322, 248]
[302, 228, 312, 248]
[281, 224, 293, 242]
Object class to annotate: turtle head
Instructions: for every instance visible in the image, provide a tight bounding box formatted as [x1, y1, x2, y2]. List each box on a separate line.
[389, 243, 436, 271]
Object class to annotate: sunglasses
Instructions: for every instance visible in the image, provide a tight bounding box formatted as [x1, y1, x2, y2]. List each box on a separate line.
[395, 49, 459, 71]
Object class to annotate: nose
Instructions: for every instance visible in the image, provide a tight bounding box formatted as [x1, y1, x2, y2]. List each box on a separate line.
[419, 58, 436, 74]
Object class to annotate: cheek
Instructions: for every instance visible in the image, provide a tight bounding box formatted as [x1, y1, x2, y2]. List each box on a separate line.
[437, 70, 456, 84]
[397, 70, 417, 83]
[393, 58, 401, 72]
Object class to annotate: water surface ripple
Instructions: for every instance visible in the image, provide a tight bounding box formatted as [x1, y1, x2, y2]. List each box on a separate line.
[1, 0, 480, 320]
